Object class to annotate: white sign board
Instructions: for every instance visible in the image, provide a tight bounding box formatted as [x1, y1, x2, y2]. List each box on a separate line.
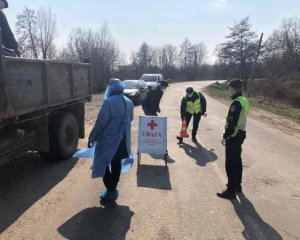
[137, 116, 167, 155]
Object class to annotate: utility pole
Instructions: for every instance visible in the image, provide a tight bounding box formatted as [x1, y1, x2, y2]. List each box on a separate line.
[248, 33, 263, 97]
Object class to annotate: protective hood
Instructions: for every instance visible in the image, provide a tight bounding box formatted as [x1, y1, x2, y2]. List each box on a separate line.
[104, 78, 125, 100]
[2, 0, 8, 8]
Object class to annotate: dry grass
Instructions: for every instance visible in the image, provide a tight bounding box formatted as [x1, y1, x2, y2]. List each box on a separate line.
[252, 73, 300, 108]
[205, 84, 300, 123]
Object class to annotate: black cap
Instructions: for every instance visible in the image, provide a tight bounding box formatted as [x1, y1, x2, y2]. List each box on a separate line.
[229, 80, 243, 90]
[159, 80, 169, 88]
[1, 0, 8, 8]
[186, 87, 194, 94]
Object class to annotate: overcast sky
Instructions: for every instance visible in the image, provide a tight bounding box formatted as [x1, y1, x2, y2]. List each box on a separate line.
[4, 0, 300, 63]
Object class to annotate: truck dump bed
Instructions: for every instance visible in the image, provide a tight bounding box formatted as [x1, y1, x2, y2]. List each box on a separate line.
[0, 57, 92, 125]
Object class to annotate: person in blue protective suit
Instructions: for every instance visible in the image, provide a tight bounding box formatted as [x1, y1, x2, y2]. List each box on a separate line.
[88, 78, 134, 201]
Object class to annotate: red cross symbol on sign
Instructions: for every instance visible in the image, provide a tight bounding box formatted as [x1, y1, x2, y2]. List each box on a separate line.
[147, 120, 158, 130]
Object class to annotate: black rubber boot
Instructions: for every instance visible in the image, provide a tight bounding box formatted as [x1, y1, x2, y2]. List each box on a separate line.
[236, 185, 242, 193]
[217, 189, 236, 200]
[176, 136, 183, 144]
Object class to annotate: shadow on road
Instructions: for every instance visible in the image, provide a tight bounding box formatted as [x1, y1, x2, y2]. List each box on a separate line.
[149, 154, 176, 163]
[58, 205, 134, 240]
[232, 193, 283, 240]
[179, 142, 218, 166]
[137, 164, 172, 190]
[0, 153, 79, 234]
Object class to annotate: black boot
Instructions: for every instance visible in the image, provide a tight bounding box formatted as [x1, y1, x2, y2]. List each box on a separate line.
[192, 136, 198, 143]
[177, 136, 183, 144]
[217, 189, 236, 200]
[236, 184, 242, 193]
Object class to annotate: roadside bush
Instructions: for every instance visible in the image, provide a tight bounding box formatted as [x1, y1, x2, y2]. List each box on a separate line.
[252, 73, 300, 108]
[287, 89, 300, 108]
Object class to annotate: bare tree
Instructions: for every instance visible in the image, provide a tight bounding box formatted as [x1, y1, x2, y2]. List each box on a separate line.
[60, 23, 120, 91]
[179, 38, 207, 80]
[37, 6, 57, 59]
[16, 7, 39, 58]
[16, 6, 57, 60]
[213, 44, 230, 79]
[137, 42, 153, 73]
[266, 17, 300, 76]
[190, 42, 207, 80]
[281, 17, 300, 71]
[158, 44, 177, 79]
[137, 42, 151, 72]
[131, 42, 158, 76]
[179, 38, 193, 80]
[66, 28, 95, 61]
[130, 50, 139, 77]
[92, 23, 120, 86]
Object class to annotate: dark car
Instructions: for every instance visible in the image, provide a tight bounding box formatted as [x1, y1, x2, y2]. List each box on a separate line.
[123, 80, 148, 105]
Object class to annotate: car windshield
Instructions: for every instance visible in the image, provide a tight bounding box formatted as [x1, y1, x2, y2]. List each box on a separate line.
[123, 81, 139, 89]
[140, 75, 158, 82]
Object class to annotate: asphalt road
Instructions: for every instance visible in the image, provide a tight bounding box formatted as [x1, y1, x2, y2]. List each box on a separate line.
[0, 81, 299, 240]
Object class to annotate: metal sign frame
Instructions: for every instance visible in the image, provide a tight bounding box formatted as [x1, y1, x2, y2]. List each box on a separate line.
[137, 116, 168, 168]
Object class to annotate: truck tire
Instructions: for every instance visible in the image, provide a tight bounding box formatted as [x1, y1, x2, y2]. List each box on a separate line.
[49, 112, 79, 160]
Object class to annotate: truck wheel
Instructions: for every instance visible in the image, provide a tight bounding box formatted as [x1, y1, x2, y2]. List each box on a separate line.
[50, 113, 79, 160]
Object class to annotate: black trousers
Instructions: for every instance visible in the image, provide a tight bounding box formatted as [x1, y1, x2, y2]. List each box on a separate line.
[142, 107, 157, 116]
[103, 137, 128, 191]
[185, 112, 201, 137]
[225, 131, 246, 191]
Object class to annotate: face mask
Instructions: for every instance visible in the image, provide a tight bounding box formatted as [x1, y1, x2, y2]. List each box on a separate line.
[187, 93, 193, 98]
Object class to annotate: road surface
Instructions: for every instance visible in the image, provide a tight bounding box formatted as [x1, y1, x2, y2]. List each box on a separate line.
[0, 81, 299, 240]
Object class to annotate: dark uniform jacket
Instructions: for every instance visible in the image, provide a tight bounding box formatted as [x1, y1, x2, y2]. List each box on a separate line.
[180, 91, 207, 118]
[142, 86, 163, 114]
[223, 91, 243, 139]
[0, 11, 18, 50]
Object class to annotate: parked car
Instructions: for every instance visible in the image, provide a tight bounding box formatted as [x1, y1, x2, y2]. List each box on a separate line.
[123, 80, 148, 105]
[140, 73, 164, 89]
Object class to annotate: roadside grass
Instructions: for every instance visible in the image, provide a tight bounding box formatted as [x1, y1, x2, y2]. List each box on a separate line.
[205, 85, 231, 99]
[205, 85, 300, 123]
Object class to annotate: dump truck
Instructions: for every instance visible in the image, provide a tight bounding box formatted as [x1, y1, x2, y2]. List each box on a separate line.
[0, 35, 92, 165]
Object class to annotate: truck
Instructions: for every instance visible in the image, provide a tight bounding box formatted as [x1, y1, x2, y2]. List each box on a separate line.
[0, 37, 93, 165]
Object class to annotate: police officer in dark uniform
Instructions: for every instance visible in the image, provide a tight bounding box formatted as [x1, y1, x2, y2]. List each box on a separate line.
[217, 80, 250, 200]
[0, 0, 21, 56]
[142, 80, 169, 116]
[177, 87, 207, 143]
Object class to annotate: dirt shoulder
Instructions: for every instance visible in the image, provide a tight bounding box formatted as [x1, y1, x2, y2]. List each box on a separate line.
[250, 108, 300, 139]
